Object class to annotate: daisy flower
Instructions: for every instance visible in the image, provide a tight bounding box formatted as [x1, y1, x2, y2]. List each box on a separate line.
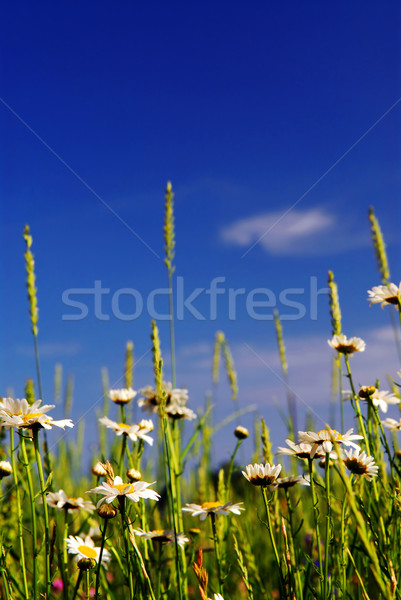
[108, 388, 137, 405]
[297, 428, 362, 458]
[342, 449, 378, 481]
[242, 463, 282, 487]
[46, 489, 94, 513]
[209, 595, 225, 600]
[367, 282, 401, 309]
[98, 417, 154, 445]
[165, 404, 197, 420]
[87, 475, 160, 508]
[382, 418, 401, 432]
[328, 335, 366, 355]
[138, 383, 189, 414]
[276, 439, 336, 460]
[133, 529, 189, 547]
[0, 398, 73, 430]
[65, 535, 110, 566]
[276, 474, 310, 489]
[182, 500, 244, 521]
[370, 390, 400, 413]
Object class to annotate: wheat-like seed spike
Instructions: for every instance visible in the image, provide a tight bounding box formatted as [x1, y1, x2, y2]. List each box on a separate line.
[369, 206, 390, 283]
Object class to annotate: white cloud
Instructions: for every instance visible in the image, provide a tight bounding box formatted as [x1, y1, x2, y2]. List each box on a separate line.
[220, 207, 368, 256]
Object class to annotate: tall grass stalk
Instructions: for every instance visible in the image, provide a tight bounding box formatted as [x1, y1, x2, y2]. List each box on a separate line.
[151, 321, 184, 600]
[9, 428, 29, 599]
[19, 434, 38, 600]
[32, 428, 51, 598]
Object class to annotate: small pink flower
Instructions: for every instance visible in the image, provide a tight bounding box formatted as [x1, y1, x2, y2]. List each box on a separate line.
[52, 578, 64, 591]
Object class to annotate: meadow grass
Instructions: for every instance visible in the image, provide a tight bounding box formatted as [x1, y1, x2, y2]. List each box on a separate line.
[0, 194, 400, 599]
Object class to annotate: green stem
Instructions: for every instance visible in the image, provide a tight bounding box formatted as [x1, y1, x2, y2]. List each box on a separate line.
[261, 488, 286, 598]
[225, 439, 241, 502]
[324, 453, 331, 600]
[119, 434, 127, 476]
[210, 513, 224, 594]
[33, 428, 51, 598]
[340, 491, 348, 597]
[72, 571, 83, 600]
[62, 509, 69, 600]
[308, 458, 323, 596]
[372, 404, 397, 479]
[120, 498, 134, 599]
[1, 567, 10, 600]
[9, 428, 29, 600]
[86, 568, 90, 600]
[33, 334, 51, 476]
[168, 271, 176, 388]
[344, 355, 370, 454]
[95, 519, 108, 600]
[19, 434, 38, 600]
[284, 489, 303, 600]
[161, 414, 183, 600]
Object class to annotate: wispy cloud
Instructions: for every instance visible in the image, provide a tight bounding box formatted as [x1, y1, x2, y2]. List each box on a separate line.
[220, 207, 368, 256]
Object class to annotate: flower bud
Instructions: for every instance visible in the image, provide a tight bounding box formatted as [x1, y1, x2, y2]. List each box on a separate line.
[359, 386, 376, 399]
[127, 468, 142, 482]
[97, 504, 117, 520]
[0, 461, 12, 479]
[77, 557, 95, 571]
[234, 426, 249, 440]
[92, 462, 107, 477]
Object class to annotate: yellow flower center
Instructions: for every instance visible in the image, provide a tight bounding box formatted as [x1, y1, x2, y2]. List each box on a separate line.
[201, 501, 221, 510]
[77, 545, 97, 559]
[317, 429, 341, 440]
[22, 412, 43, 422]
[117, 423, 131, 430]
[112, 483, 134, 494]
[153, 529, 165, 535]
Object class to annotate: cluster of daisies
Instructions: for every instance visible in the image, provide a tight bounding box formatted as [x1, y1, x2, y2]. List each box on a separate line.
[97, 382, 197, 447]
[107, 382, 196, 420]
[277, 428, 379, 481]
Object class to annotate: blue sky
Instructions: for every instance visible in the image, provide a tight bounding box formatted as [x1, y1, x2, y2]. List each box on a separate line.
[1, 2, 400, 464]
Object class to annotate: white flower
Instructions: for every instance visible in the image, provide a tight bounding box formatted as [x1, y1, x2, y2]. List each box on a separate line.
[108, 388, 137, 405]
[166, 404, 197, 420]
[87, 476, 160, 508]
[98, 417, 154, 445]
[382, 417, 401, 432]
[242, 463, 282, 487]
[297, 428, 363, 458]
[328, 335, 366, 355]
[137, 382, 196, 419]
[209, 595, 225, 600]
[133, 529, 189, 547]
[0, 398, 73, 430]
[276, 439, 337, 460]
[276, 475, 310, 489]
[342, 448, 379, 481]
[367, 282, 401, 309]
[45, 489, 94, 513]
[182, 500, 244, 521]
[65, 535, 110, 565]
[370, 390, 400, 413]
